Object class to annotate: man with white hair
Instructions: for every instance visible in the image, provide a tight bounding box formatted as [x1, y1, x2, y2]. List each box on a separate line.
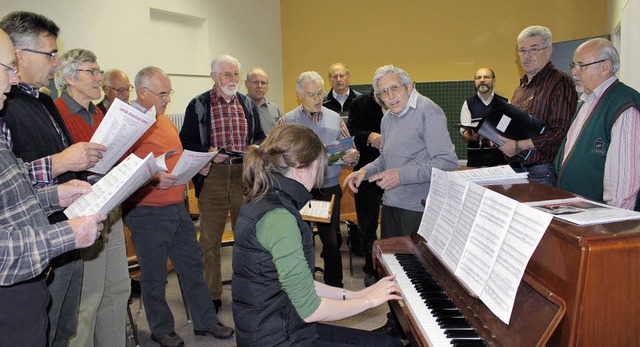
[344, 65, 458, 337]
[180, 55, 265, 313]
[279, 71, 360, 288]
[556, 38, 640, 210]
[96, 69, 132, 114]
[54, 48, 130, 347]
[244, 67, 282, 134]
[498, 25, 577, 186]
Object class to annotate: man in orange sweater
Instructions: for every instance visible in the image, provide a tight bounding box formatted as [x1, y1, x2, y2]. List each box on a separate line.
[123, 66, 234, 347]
[54, 48, 130, 347]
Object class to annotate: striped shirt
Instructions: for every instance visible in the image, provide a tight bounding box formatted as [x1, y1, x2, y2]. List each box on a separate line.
[209, 88, 248, 152]
[511, 62, 577, 165]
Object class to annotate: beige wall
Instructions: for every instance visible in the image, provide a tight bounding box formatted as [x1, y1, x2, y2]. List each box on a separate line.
[280, 0, 608, 111]
[2, 0, 284, 115]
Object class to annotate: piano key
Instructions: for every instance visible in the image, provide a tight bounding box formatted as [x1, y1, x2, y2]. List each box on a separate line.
[451, 339, 487, 347]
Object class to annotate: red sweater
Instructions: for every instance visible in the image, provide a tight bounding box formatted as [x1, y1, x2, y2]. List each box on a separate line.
[55, 97, 103, 142]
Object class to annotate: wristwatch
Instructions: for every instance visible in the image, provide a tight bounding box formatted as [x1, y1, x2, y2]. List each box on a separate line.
[515, 140, 523, 154]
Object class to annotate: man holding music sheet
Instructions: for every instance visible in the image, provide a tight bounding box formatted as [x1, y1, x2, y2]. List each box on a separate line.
[123, 66, 234, 346]
[460, 67, 508, 167]
[54, 48, 130, 347]
[556, 38, 640, 211]
[498, 25, 577, 186]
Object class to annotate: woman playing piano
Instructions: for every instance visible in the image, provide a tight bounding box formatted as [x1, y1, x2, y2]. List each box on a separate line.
[231, 124, 403, 346]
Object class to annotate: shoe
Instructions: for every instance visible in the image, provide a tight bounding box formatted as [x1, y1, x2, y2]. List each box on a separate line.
[212, 298, 222, 313]
[194, 322, 235, 339]
[364, 273, 378, 287]
[150, 331, 184, 347]
[372, 321, 406, 339]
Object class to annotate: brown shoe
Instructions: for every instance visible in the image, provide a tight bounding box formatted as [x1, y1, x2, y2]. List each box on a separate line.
[194, 322, 235, 339]
[150, 331, 184, 347]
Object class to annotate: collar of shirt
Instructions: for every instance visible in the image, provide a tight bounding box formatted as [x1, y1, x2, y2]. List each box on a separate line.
[212, 86, 236, 103]
[302, 107, 323, 123]
[61, 92, 96, 116]
[18, 82, 40, 98]
[101, 97, 111, 110]
[477, 91, 495, 106]
[130, 100, 148, 113]
[390, 88, 419, 117]
[251, 95, 270, 109]
[332, 88, 350, 105]
[520, 61, 554, 86]
[581, 75, 617, 103]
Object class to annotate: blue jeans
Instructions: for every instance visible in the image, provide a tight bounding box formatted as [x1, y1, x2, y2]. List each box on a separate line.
[316, 324, 403, 347]
[511, 162, 556, 187]
[124, 203, 219, 335]
[47, 251, 83, 347]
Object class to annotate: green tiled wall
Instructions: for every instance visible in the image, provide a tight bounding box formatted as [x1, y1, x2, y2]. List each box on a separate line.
[351, 81, 475, 160]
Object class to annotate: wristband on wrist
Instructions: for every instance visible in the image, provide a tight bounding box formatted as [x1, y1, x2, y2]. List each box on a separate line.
[515, 140, 523, 154]
[342, 288, 346, 300]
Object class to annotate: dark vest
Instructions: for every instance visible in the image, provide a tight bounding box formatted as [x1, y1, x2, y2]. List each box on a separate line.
[556, 81, 640, 211]
[1, 86, 80, 223]
[232, 174, 318, 346]
[465, 93, 508, 167]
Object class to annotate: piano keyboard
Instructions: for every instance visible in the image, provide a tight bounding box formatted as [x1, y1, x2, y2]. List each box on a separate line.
[381, 253, 487, 347]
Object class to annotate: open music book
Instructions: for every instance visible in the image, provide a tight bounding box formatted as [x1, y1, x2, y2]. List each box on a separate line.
[299, 195, 334, 223]
[452, 165, 529, 185]
[418, 168, 553, 324]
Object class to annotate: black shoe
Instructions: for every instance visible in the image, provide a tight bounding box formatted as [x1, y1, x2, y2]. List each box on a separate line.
[151, 331, 184, 347]
[364, 273, 378, 287]
[194, 322, 235, 339]
[372, 322, 406, 339]
[212, 299, 222, 313]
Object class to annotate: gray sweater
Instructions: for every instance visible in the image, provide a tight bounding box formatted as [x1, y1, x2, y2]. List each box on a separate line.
[363, 90, 458, 212]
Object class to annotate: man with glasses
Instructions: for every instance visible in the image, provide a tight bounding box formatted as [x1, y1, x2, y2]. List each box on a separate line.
[460, 67, 508, 167]
[54, 49, 130, 347]
[97, 69, 132, 114]
[0, 11, 106, 347]
[0, 27, 106, 347]
[279, 71, 360, 288]
[323, 63, 361, 121]
[556, 38, 640, 211]
[497, 25, 577, 186]
[344, 65, 458, 337]
[244, 67, 282, 134]
[180, 55, 265, 314]
[124, 66, 234, 346]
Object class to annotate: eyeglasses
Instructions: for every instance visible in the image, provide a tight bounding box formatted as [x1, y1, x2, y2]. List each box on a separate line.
[77, 68, 104, 77]
[221, 71, 240, 79]
[107, 85, 133, 95]
[304, 90, 324, 99]
[377, 84, 405, 98]
[570, 59, 606, 71]
[517, 46, 549, 56]
[144, 87, 173, 100]
[0, 61, 17, 75]
[248, 80, 268, 87]
[21, 48, 58, 59]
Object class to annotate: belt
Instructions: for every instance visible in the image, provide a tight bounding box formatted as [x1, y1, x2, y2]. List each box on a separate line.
[219, 156, 244, 165]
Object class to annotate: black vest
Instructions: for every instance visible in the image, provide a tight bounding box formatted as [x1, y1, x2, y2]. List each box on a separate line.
[232, 174, 317, 346]
[1, 86, 80, 223]
[465, 93, 508, 167]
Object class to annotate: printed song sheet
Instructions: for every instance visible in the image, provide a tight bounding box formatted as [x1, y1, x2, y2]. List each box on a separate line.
[64, 152, 166, 218]
[429, 174, 468, 256]
[171, 150, 217, 185]
[89, 98, 156, 174]
[417, 168, 449, 241]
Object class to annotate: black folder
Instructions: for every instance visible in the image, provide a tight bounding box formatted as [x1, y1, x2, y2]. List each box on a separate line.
[476, 100, 545, 160]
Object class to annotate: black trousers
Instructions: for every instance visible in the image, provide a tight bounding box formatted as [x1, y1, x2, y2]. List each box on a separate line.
[0, 275, 49, 346]
[353, 180, 383, 275]
[311, 184, 344, 288]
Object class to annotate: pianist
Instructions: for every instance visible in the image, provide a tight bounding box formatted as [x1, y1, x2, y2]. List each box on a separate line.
[231, 124, 403, 346]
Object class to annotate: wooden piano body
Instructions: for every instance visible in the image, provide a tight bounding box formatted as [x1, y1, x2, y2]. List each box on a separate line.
[374, 181, 640, 347]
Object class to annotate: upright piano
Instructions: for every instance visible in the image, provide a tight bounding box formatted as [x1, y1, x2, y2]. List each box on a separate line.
[374, 181, 640, 346]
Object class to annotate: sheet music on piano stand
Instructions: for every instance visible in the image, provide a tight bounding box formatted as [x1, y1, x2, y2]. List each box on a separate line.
[417, 168, 554, 324]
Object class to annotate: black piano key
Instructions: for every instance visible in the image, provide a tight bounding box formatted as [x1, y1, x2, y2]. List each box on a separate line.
[445, 329, 480, 338]
[431, 308, 464, 317]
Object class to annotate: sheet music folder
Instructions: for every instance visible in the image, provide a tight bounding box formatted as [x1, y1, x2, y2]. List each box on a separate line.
[477, 99, 545, 160]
